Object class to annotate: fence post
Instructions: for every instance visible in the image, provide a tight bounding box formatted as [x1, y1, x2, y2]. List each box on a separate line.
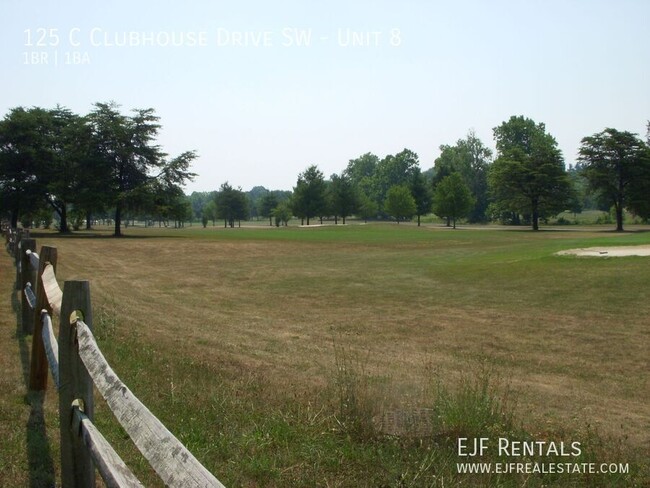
[14, 229, 24, 289]
[29, 246, 58, 391]
[20, 238, 37, 334]
[59, 280, 95, 488]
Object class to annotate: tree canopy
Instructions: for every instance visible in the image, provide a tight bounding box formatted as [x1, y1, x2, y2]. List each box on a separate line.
[372, 149, 420, 211]
[408, 168, 432, 226]
[384, 185, 416, 223]
[3, 104, 648, 231]
[489, 116, 573, 230]
[215, 182, 249, 227]
[434, 130, 491, 222]
[0, 102, 196, 235]
[292, 165, 326, 225]
[432, 172, 475, 229]
[578, 128, 650, 230]
[328, 173, 358, 224]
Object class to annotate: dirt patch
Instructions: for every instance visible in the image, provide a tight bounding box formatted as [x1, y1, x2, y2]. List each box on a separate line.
[556, 245, 650, 257]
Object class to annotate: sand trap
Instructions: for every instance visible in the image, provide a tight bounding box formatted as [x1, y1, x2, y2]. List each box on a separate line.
[556, 245, 650, 257]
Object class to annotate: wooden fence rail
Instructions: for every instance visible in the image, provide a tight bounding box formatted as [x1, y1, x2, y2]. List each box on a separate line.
[7, 229, 225, 488]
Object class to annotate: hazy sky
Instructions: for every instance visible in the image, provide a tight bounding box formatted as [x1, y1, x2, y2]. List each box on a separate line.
[2, 0, 648, 193]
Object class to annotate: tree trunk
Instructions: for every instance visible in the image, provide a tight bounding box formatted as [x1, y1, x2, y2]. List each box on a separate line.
[417, 214, 421, 227]
[615, 204, 624, 232]
[58, 205, 69, 233]
[114, 205, 122, 236]
[446, 216, 450, 227]
[532, 200, 539, 231]
[85, 210, 92, 230]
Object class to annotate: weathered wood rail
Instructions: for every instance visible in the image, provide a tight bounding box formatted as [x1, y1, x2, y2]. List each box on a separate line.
[6, 229, 225, 488]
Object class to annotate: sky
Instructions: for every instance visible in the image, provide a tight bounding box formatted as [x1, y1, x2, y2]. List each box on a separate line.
[1, 0, 648, 193]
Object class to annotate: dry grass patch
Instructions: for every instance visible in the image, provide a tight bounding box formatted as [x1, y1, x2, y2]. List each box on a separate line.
[33, 227, 650, 446]
[2, 224, 648, 485]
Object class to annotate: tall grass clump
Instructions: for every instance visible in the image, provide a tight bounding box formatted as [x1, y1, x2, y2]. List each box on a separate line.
[93, 296, 118, 341]
[330, 338, 378, 441]
[431, 362, 517, 442]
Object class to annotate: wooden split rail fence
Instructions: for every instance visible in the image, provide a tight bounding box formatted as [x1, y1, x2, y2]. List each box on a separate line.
[5, 229, 225, 488]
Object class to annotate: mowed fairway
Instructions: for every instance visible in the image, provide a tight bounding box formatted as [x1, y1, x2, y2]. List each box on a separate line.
[3, 223, 649, 485]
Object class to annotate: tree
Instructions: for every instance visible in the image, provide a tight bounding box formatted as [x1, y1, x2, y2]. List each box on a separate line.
[189, 191, 213, 222]
[246, 186, 269, 220]
[631, 123, 650, 220]
[566, 167, 585, 219]
[343, 152, 378, 199]
[32, 107, 74, 232]
[156, 151, 197, 226]
[357, 192, 378, 223]
[578, 128, 650, 230]
[433, 130, 492, 222]
[215, 182, 249, 227]
[344, 152, 378, 183]
[408, 167, 432, 226]
[432, 173, 475, 229]
[259, 192, 279, 226]
[203, 200, 218, 226]
[373, 149, 420, 211]
[87, 102, 164, 236]
[292, 165, 326, 225]
[328, 173, 358, 224]
[489, 116, 574, 230]
[0, 107, 52, 227]
[384, 185, 416, 223]
[273, 200, 293, 226]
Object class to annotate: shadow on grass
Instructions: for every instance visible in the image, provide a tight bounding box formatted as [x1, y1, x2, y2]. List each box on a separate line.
[12, 279, 56, 488]
[28, 229, 188, 240]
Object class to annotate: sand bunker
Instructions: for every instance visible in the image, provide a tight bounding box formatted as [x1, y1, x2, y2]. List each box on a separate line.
[556, 245, 650, 257]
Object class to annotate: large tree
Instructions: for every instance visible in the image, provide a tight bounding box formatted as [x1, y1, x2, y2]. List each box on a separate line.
[43, 107, 107, 232]
[292, 165, 326, 225]
[432, 172, 475, 229]
[328, 173, 358, 224]
[87, 102, 164, 236]
[578, 128, 650, 230]
[489, 116, 573, 230]
[0, 107, 52, 227]
[343, 152, 378, 200]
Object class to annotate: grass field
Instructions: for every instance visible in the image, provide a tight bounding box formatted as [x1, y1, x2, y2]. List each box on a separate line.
[1, 222, 649, 486]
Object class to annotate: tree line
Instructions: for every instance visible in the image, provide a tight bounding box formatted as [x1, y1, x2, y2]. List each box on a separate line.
[196, 116, 649, 232]
[0, 102, 195, 235]
[2, 107, 649, 233]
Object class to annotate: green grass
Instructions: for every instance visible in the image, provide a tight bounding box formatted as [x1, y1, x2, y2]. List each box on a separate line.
[2, 222, 649, 486]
